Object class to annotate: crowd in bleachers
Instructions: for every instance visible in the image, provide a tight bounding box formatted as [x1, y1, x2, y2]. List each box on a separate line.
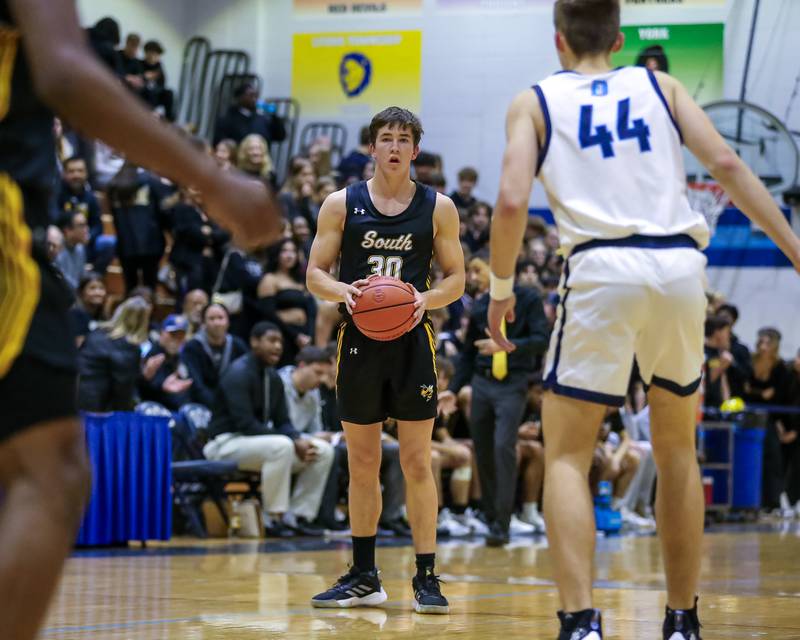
[47, 18, 800, 540]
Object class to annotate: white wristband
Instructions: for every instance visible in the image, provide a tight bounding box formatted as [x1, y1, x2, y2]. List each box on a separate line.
[489, 273, 514, 300]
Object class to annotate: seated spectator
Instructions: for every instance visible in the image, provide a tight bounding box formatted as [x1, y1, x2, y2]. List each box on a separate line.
[213, 82, 286, 146]
[717, 303, 753, 389]
[46, 225, 63, 263]
[527, 238, 549, 276]
[77, 296, 151, 412]
[362, 158, 375, 181]
[412, 151, 440, 185]
[313, 345, 409, 534]
[107, 162, 170, 293]
[204, 322, 334, 537]
[181, 303, 248, 409]
[428, 172, 446, 195]
[516, 376, 546, 532]
[307, 137, 332, 179]
[462, 201, 491, 254]
[56, 156, 114, 273]
[213, 243, 265, 339]
[87, 17, 122, 76]
[337, 126, 371, 186]
[703, 315, 734, 408]
[433, 357, 484, 536]
[256, 238, 315, 366]
[597, 421, 641, 513]
[237, 133, 274, 181]
[141, 40, 174, 120]
[180, 288, 209, 338]
[279, 157, 317, 234]
[617, 404, 658, 528]
[784, 349, 800, 513]
[139, 315, 193, 411]
[170, 185, 229, 297]
[214, 139, 238, 171]
[119, 33, 144, 92]
[69, 272, 108, 348]
[291, 216, 312, 256]
[54, 211, 88, 290]
[450, 166, 478, 212]
[746, 327, 790, 511]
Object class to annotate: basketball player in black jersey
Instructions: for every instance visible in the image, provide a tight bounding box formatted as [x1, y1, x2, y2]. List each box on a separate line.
[307, 107, 465, 613]
[0, 2, 280, 638]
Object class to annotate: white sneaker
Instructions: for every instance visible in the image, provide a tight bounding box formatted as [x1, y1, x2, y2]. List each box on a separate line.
[779, 493, 796, 519]
[438, 509, 471, 537]
[509, 514, 536, 535]
[462, 508, 490, 536]
[519, 506, 547, 533]
[620, 507, 656, 529]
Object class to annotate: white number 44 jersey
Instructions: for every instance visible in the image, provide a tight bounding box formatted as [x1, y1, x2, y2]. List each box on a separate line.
[534, 66, 709, 255]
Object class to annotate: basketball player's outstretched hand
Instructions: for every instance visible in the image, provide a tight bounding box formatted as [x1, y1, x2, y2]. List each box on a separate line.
[342, 279, 371, 314]
[203, 172, 282, 250]
[487, 296, 517, 352]
[409, 284, 427, 329]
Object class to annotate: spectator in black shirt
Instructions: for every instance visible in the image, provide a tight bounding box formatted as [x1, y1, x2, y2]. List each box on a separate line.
[745, 327, 791, 510]
[69, 272, 108, 348]
[87, 17, 122, 76]
[119, 33, 144, 92]
[213, 83, 286, 146]
[170, 186, 229, 297]
[336, 126, 371, 186]
[141, 40, 174, 121]
[139, 315, 193, 411]
[450, 285, 550, 546]
[461, 201, 491, 254]
[204, 322, 334, 536]
[449, 166, 478, 212]
[181, 303, 248, 408]
[77, 296, 150, 412]
[717, 303, 753, 393]
[107, 162, 171, 293]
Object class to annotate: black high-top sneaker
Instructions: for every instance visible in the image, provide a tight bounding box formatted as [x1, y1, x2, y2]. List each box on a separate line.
[663, 597, 702, 640]
[557, 608, 603, 640]
[412, 568, 449, 614]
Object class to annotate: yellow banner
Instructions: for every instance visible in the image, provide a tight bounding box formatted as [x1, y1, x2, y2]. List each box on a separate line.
[292, 31, 422, 118]
[293, 1, 422, 16]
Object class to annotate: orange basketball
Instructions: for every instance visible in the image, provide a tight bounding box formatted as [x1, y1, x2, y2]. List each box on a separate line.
[352, 276, 417, 341]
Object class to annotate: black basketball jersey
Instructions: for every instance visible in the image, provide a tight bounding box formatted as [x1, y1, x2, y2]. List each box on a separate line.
[339, 180, 436, 293]
[0, 0, 57, 233]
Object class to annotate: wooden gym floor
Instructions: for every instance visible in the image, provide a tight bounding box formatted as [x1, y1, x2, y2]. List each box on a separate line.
[43, 523, 800, 639]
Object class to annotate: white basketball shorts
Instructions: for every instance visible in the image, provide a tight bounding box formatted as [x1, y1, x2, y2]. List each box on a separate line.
[543, 245, 707, 406]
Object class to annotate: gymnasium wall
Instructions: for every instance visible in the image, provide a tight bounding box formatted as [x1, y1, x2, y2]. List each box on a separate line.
[75, 0, 800, 356]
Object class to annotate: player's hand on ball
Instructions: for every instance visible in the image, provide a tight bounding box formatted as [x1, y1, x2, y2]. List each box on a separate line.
[409, 284, 427, 329]
[341, 278, 371, 314]
[487, 295, 516, 352]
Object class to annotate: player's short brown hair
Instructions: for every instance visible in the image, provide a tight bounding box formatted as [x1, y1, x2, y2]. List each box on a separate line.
[369, 107, 424, 146]
[554, 0, 621, 58]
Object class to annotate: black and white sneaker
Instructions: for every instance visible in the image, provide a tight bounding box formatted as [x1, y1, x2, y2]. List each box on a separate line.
[557, 608, 602, 640]
[663, 597, 702, 640]
[412, 570, 449, 614]
[310, 566, 387, 608]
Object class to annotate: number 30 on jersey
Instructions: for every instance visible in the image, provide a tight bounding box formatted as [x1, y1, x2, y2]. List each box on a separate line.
[368, 255, 403, 278]
[579, 98, 651, 159]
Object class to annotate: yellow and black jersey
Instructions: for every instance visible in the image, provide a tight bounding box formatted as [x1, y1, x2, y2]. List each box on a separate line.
[0, 1, 74, 378]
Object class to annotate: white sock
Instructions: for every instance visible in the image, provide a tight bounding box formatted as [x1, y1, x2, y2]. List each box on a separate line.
[523, 502, 540, 520]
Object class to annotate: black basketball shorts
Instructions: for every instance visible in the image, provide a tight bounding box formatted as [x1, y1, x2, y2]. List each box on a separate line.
[335, 319, 438, 425]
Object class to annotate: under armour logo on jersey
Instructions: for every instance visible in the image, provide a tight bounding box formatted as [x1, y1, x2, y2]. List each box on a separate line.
[350, 348, 358, 355]
[354, 208, 366, 215]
